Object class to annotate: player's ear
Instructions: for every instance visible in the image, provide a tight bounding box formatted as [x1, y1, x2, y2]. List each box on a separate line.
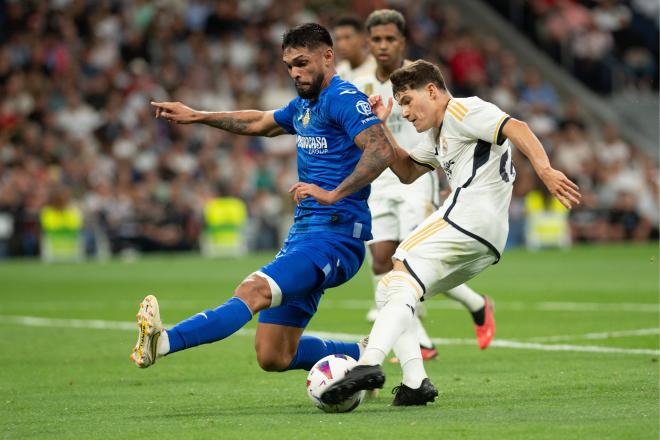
[324, 47, 334, 66]
[426, 83, 436, 100]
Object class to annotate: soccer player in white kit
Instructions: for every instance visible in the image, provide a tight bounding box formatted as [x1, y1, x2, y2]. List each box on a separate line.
[351, 10, 496, 359]
[320, 60, 581, 406]
[333, 17, 376, 83]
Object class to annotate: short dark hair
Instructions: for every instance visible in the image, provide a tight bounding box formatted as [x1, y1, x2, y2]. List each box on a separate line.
[334, 16, 364, 33]
[391, 60, 448, 97]
[282, 23, 333, 50]
[365, 9, 405, 35]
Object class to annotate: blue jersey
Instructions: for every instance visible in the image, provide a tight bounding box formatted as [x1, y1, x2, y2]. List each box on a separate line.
[274, 75, 381, 241]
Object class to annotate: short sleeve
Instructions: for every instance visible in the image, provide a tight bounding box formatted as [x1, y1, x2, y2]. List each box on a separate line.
[451, 98, 510, 146]
[273, 98, 298, 135]
[409, 130, 440, 170]
[328, 88, 381, 141]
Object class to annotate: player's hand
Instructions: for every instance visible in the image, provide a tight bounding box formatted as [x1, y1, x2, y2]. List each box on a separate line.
[151, 101, 200, 124]
[368, 95, 393, 122]
[539, 168, 581, 209]
[288, 182, 338, 205]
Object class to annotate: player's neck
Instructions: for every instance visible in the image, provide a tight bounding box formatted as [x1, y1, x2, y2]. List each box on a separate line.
[435, 94, 452, 128]
[349, 51, 368, 69]
[318, 69, 338, 96]
[375, 58, 403, 83]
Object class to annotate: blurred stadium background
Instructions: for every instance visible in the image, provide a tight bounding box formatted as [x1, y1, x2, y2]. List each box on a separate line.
[0, 0, 657, 262]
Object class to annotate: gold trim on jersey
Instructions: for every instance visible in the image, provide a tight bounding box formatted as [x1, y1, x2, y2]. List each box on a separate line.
[446, 101, 467, 122]
[400, 219, 448, 251]
[493, 114, 508, 145]
[452, 100, 469, 114]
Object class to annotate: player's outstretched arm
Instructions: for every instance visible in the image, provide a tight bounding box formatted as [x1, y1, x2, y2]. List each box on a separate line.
[150, 101, 287, 137]
[503, 118, 581, 209]
[290, 123, 394, 205]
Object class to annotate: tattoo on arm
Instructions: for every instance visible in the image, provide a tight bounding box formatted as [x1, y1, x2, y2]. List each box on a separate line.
[333, 124, 394, 199]
[203, 110, 286, 137]
[206, 116, 254, 133]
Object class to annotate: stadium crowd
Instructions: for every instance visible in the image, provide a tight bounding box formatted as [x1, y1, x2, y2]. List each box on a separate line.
[0, 0, 657, 259]
[490, 0, 659, 93]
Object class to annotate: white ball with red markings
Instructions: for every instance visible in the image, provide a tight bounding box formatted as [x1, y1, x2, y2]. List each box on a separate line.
[306, 354, 365, 413]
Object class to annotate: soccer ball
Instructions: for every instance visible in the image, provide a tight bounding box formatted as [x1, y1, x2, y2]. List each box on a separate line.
[306, 354, 365, 413]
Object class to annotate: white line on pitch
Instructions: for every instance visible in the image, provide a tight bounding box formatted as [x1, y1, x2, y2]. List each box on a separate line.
[1, 315, 658, 357]
[529, 328, 660, 342]
[3, 299, 658, 313]
[321, 299, 660, 313]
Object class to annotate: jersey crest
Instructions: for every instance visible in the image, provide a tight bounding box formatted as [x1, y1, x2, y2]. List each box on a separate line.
[301, 107, 311, 127]
[441, 159, 455, 180]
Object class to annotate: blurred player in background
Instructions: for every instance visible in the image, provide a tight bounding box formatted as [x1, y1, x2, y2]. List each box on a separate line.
[131, 24, 396, 375]
[319, 60, 581, 406]
[350, 10, 496, 360]
[333, 17, 376, 83]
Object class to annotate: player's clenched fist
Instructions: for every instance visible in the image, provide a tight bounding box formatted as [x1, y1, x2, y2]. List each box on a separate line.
[150, 101, 200, 124]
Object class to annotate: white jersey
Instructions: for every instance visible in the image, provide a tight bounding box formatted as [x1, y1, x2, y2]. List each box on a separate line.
[352, 65, 436, 200]
[335, 55, 377, 83]
[409, 97, 515, 258]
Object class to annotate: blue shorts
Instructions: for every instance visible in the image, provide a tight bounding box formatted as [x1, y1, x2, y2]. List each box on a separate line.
[257, 232, 365, 328]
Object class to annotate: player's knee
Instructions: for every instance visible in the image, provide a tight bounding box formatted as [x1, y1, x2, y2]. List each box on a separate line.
[255, 346, 293, 372]
[377, 270, 422, 309]
[371, 257, 393, 275]
[235, 274, 272, 313]
[374, 273, 392, 309]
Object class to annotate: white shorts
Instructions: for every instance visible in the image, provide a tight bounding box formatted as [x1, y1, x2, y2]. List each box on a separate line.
[392, 209, 497, 299]
[368, 195, 436, 243]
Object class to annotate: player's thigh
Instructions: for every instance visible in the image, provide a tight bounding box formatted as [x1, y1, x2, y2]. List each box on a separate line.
[368, 240, 398, 274]
[394, 214, 497, 299]
[397, 195, 436, 239]
[369, 196, 400, 243]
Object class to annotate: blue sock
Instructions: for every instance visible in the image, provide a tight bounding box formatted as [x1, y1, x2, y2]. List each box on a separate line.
[286, 335, 361, 371]
[166, 297, 253, 354]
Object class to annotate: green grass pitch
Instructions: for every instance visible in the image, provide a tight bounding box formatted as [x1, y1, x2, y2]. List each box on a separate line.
[0, 244, 658, 439]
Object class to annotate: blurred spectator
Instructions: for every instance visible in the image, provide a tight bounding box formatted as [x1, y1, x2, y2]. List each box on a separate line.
[490, 0, 658, 92]
[0, 0, 656, 260]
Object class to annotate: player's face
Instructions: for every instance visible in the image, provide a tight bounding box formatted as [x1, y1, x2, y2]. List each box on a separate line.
[367, 24, 405, 69]
[395, 87, 435, 132]
[334, 26, 364, 61]
[283, 46, 330, 99]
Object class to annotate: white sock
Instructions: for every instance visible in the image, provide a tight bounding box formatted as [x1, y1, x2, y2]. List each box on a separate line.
[372, 273, 385, 290]
[393, 321, 427, 388]
[366, 273, 385, 321]
[157, 329, 170, 357]
[414, 314, 434, 349]
[444, 284, 485, 312]
[358, 271, 421, 366]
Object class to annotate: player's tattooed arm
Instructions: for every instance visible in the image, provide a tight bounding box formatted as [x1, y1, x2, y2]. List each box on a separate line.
[334, 123, 395, 198]
[504, 118, 581, 209]
[150, 101, 287, 137]
[289, 123, 394, 205]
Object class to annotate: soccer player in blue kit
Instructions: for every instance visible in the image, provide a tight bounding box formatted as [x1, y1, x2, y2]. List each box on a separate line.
[132, 23, 396, 374]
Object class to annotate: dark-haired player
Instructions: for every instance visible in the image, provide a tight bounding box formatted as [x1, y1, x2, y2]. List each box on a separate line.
[317, 60, 580, 406]
[132, 24, 394, 374]
[333, 16, 376, 82]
